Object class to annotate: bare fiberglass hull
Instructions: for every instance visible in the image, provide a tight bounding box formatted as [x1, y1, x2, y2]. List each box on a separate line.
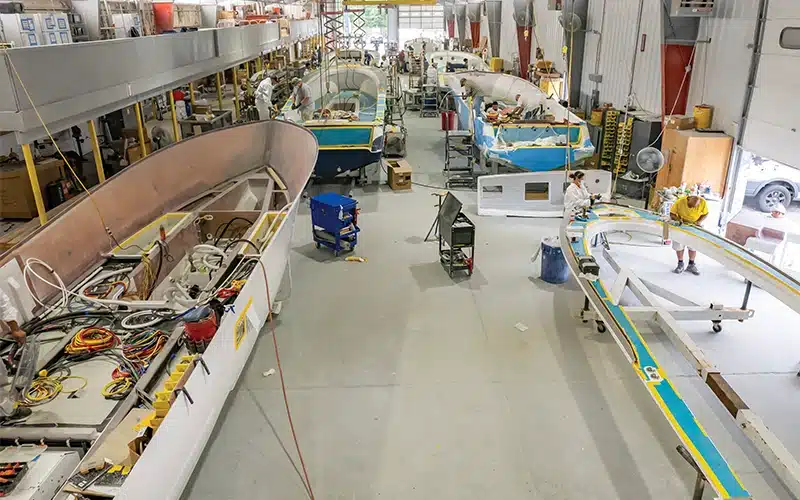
[0, 120, 318, 500]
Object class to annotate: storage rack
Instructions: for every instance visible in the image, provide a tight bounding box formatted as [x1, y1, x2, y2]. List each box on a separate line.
[310, 192, 359, 257]
[68, 12, 90, 42]
[444, 129, 475, 188]
[599, 108, 619, 170]
[613, 115, 634, 174]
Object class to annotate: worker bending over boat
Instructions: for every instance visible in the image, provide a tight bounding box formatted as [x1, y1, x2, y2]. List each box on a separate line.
[291, 78, 314, 122]
[669, 194, 708, 275]
[564, 171, 601, 214]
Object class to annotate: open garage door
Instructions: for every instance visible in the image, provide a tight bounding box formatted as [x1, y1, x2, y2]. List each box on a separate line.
[742, 0, 800, 169]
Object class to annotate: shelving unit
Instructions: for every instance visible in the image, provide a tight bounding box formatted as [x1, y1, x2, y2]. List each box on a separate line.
[599, 108, 619, 170]
[310, 193, 360, 256]
[444, 129, 474, 188]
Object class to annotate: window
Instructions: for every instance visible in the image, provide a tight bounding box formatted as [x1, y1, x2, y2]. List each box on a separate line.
[780, 27, 800, 49]
[524, 182, 549, 201]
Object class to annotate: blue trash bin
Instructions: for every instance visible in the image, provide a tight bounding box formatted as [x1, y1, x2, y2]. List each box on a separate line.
[541, 238, 570, 284]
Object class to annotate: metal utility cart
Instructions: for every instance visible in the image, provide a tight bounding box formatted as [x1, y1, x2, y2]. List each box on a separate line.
[420, 84, 438, 117]
[437, 193, 474, 277]
[444, 129, 475, 188]
[310, 192, 360, 256]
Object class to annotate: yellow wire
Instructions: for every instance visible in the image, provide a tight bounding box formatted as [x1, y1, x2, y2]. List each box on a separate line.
[59, 375, 88, 395]
[102, 377, 132, 398]
[2, 47, 129, 251]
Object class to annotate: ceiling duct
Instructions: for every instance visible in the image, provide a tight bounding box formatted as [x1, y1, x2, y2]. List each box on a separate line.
[670, 0, 715, 17]
[444, 2, 455, 37]
[455, 2, 467, 47]
[512, 0, 534, 28]
[485, 0, 502, 58]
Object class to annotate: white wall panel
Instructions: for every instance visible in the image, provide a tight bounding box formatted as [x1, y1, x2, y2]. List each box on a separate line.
[579, 0, 661, 114]
[742, 4, 800, 167]
[532, 0, 564, 72]
[498, 0, 518, 68]
[686, 0, 760, 137]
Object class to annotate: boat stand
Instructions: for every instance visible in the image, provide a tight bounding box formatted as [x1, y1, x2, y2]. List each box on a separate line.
[676, 445, 712, 500]
[424, 191, 448, 242]
[585, 249, 755, 334]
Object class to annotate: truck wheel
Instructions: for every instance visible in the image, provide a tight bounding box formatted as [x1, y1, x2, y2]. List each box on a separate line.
[757, 184, 791, 213]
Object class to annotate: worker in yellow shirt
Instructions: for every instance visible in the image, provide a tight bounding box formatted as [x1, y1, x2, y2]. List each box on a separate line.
[669, 195, 708, 275]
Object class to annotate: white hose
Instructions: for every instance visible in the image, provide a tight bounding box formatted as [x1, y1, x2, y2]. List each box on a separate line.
[24, 258, 113, 312]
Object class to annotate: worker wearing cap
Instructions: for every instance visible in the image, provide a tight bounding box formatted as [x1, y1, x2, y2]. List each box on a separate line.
[291, 78, 313, 122]
[0, 288, 24, 345]
[669, 194, 709, 275]
[459, 78, 475, 99]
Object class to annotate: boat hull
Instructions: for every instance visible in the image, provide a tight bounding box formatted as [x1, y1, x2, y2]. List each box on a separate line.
[0, 121, 318, 500]
[308, 124, 385, 178]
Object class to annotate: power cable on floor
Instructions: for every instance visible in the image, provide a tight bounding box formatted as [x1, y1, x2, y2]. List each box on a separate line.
[235, 239, 316, 500]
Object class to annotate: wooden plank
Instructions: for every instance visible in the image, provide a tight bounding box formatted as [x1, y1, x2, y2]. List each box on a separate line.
[266, 166, 287, 191]
[706, 373, 749, 418]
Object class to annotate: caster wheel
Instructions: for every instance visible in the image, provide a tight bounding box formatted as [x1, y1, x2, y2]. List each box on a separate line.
[712, 322, 722, 333]
[334, 251, 340, 257]
[596, 321, 606, 333]
[316, 242, 321, 249]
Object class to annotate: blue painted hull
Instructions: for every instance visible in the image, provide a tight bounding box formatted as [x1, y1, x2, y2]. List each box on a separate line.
[315, 149, 382, 179]
[454, 95, 595, 172]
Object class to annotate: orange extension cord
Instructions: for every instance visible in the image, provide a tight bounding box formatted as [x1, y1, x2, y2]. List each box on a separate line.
[254, 249, 315, 500]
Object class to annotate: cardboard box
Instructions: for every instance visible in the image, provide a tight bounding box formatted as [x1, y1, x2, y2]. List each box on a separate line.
[126, 140, 152, 164]
[387, 161, 412, 191]
[0, 158, 64, 219]
[665, 115, 696, 130]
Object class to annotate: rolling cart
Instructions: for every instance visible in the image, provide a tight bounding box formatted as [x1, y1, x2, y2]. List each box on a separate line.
[437, 193, 475, 277]
[311, 193, 360, 256]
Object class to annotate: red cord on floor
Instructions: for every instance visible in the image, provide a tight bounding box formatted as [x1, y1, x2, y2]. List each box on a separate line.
[258, 259, 316, 500]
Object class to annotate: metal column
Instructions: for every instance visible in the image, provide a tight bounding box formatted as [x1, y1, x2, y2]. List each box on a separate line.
[216, 73, 224, 110]
[134, 102, 148, 159]
[233, 67, 240, 121]
[168, 90, 181, 143]
[87, 119, 106, 183]
[21, 144, 47, 225]
[188, 82, 196, 106]
[245, 62, 251, 96]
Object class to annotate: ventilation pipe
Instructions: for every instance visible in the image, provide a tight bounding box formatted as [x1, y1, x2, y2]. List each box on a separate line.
[444, 2, 455, 39]
[512, 0, 533, 79]
[467, 2, 482, 49]
[485, 0, 502, 58]
[455, 2, 467, 50]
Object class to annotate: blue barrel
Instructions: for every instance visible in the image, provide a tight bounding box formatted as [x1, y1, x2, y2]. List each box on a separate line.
[541, 238, 570, 284]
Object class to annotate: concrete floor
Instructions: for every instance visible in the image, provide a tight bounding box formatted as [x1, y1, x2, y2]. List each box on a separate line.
[182, 114, 796, 499]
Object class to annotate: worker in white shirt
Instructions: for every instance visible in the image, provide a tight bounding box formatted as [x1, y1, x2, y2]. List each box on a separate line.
[254, 77, 274, 120]
[426, 62, 439, 86]
[564, 170, 600, 214]
[0, 288, 25, 345]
